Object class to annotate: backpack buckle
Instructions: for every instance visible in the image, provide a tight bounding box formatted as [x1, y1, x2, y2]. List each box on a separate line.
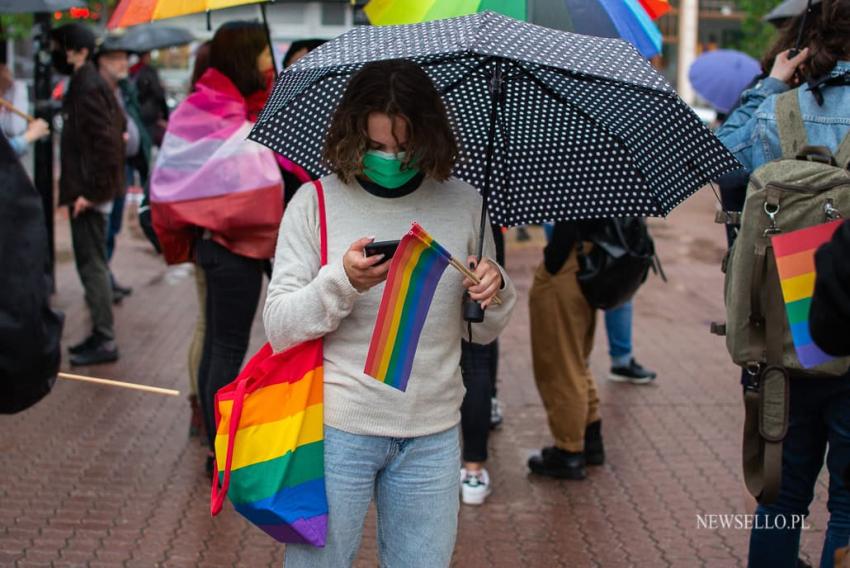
[824, 199, 842, 222]
[763, 202, 781, 236]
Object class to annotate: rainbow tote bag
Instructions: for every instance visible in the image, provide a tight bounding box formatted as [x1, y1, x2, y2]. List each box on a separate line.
[210, 180, 328, 547]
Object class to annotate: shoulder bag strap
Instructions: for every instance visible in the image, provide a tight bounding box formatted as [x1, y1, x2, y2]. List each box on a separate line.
[313, 179, 328, 267]
[835, 128, 850, 170]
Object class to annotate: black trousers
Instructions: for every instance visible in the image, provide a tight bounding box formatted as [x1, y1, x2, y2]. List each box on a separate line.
[69, 208, 114, 340]
[196, 239, 264, 449]
[460, 339, 499, 463]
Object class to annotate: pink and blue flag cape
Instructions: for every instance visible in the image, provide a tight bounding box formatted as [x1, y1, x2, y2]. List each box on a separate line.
[150, 68, 283, 265]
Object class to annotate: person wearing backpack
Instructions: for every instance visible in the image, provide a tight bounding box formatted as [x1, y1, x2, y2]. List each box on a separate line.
[714, 2, 850, 565]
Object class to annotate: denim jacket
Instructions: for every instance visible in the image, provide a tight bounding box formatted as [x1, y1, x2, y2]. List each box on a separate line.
[715, 60, 850, 174]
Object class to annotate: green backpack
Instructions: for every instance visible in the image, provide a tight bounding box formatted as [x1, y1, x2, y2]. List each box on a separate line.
[715, 89, 850, 504]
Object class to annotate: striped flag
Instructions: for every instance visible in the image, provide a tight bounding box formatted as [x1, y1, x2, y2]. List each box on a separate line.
[364, 223, 452, 391]
[772, 220, 844, 368]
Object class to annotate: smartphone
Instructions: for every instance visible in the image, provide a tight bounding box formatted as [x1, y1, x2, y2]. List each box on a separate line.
[364, 239, 400, 265]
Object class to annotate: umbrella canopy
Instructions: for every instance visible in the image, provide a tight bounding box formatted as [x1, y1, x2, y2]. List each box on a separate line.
[689, 49, 761, 114]
[563, 0, 662, 59]
[365, 0, 526, 25]
[0, 0, 82, 12]
[108, 0, 268, 29]
[763, 0, 821, 24]
[101, 25, 195, 52]
[638, 0, 671, 20]
[367, 0, 661, 58]
[251, 12, 739, 227]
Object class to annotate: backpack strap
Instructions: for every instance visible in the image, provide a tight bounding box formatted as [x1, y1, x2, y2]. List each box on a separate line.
[741, 244, 789, 505]
[836, 129, 850, 170]
[775, 90, 809, 159]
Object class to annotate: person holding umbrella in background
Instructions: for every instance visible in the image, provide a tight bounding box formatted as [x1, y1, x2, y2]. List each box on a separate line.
[96, 36, 152, 304]
[53, 23, 126, 367]
[149, 21, 283, 475]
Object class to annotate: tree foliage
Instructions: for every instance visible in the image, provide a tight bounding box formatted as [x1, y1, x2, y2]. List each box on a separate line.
[730, 0, 779, 61]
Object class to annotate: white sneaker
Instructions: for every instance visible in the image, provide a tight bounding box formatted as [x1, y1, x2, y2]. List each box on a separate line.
[460, 468, 492, 505]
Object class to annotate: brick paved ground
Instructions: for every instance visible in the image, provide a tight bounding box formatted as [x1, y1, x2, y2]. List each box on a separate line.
[0, 188, 832, 567]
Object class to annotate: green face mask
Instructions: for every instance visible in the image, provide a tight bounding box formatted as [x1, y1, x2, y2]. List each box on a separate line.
[362, 150, 420, 189]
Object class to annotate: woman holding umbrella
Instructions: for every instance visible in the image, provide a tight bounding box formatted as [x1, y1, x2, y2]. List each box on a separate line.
[264, 59, 516, 566]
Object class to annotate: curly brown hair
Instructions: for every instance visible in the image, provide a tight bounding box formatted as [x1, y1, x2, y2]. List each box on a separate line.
[762, 0, 850, 83]
[323, 59, 458, 184]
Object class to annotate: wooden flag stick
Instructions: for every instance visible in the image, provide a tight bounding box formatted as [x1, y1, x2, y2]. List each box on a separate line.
[0, 97, 35, 122]
[448, 257, 503, 306]
[57, 372, 181, 397]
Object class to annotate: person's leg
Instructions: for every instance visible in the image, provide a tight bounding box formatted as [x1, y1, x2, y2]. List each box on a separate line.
[374, 426, 461, 568]
[106, 192, 126, 262]
[528, 254, 596, 453]
[285, 426, 385, 568]
[197, 240, 263, 449]
[70, 209, 115, 342]
[461, 340, 492, 464]
[748, 380, 828, 568]
[605, 301, 632, 368]
[821, 380, 850, 568]
[187, 266, 206, 436]
[460, 340, 493, 504]
[488, 340, 503, 429]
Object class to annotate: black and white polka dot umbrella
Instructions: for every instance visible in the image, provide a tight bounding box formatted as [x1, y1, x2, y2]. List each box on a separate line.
[250, 11, 740, 227]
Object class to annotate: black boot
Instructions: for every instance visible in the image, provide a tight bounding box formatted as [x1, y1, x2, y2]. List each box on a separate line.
[68, 333, 99, 355]
[69, 336, 119, 366]
[528, 446, 586, 480]
[585, 420, 605, 466]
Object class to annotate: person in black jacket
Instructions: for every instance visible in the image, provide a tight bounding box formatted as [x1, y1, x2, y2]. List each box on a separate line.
[527, 219, 606, 480]
[53, 24, 126, 366]
[810, 220, 850, 357]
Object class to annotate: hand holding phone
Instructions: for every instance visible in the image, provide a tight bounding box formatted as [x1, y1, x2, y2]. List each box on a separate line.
[364, 239, 400, 265]
[344, 237, 393, 293]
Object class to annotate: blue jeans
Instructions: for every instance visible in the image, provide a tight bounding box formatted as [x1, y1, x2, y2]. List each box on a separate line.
[748, 376, 850, 568]
[284, 424, 461, 568]
[605, 301, 633, 367]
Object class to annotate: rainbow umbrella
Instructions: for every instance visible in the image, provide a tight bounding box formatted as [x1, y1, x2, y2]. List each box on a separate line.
[107, 0, 270, 29]
[107, 0, 279, 72]
[364, 0, 526, 25]
[638, 0, 671, 20]
[367, 0, 660, 59]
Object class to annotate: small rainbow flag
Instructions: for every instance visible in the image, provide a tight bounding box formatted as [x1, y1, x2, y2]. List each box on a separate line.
[771, 220, 843, 369]
[364, 223, 452, 391]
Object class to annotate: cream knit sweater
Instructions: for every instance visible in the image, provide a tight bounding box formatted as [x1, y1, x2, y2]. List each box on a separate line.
[263, 174, 517, 438]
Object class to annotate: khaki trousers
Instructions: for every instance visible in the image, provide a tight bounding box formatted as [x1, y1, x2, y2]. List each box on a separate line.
[529, 249, 599, 452]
